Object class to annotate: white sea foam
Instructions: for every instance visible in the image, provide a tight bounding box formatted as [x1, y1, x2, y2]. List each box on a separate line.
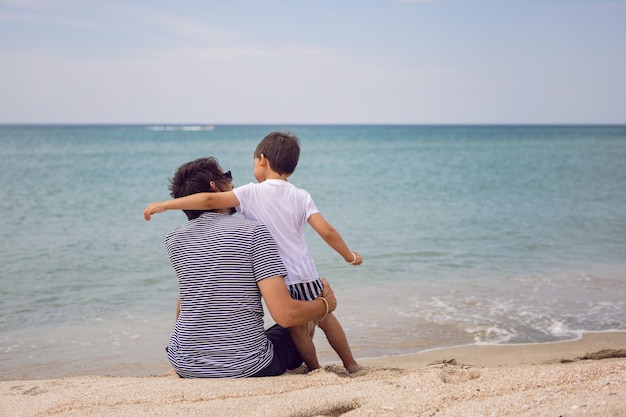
[147, 125, 214, 131]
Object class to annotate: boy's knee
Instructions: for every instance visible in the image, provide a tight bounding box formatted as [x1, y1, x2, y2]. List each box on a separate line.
[289, 324, 309, 335]
[316, 312, 335, 328]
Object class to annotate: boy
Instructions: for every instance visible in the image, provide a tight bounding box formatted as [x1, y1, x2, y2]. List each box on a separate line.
[144, 131, 362, 373]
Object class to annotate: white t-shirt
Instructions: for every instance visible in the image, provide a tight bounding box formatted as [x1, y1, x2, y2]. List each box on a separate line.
[233, 180, 319, 286]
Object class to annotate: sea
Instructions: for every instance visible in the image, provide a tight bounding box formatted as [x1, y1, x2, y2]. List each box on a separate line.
[1, 124, 625, 380]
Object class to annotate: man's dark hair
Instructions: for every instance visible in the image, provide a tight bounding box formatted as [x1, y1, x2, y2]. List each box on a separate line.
[169, 157, 228, 220]
[253, 131, 300, 175]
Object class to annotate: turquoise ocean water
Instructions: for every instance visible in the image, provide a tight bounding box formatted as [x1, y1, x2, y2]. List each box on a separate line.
[1, 124, 625, 380]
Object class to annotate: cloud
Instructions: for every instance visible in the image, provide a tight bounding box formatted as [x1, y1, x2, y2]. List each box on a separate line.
[588, 1, 626, 11]
[0, 13, 36, 22]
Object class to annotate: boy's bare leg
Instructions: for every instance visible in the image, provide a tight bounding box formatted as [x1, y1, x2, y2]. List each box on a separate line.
[289, 322, 320, 371]
[318, 312, 361, 373]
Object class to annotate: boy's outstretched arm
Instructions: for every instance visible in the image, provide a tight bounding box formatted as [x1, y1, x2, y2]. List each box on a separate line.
[308, 213, 363, 265]
[143, 191, 240, 220]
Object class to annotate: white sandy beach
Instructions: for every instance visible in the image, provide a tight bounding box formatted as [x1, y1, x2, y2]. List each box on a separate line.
[1, 332, 624, 417]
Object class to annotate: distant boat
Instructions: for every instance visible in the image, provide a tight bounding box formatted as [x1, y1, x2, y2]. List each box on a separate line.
[147, 125, 215, 131]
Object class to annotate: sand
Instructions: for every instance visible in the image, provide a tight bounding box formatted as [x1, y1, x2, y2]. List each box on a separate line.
[1, 332, 624, 417]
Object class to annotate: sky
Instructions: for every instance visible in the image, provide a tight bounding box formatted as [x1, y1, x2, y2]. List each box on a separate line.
[1, 0, 625, 124]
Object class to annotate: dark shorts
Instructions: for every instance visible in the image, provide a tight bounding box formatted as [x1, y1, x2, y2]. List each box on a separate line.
[251, 324, 303, 377]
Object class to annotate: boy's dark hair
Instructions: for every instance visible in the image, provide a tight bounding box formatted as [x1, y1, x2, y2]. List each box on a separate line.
[254, 131, 300, 175]
[169, 157, 228, 220]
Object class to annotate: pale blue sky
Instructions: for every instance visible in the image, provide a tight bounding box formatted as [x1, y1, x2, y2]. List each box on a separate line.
[1, 0, 625, 124]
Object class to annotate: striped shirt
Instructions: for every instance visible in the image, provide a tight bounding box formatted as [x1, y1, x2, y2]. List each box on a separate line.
[165, 212, 288, 378]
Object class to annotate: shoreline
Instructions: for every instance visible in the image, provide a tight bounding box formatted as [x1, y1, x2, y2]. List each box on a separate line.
[363, 330, 626, 368]
[2, 331, 625, 416]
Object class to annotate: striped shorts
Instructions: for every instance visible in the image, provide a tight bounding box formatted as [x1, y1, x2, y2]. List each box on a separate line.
[287, 278, 323, 301]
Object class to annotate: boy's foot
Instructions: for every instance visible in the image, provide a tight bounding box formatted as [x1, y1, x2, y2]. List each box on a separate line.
[347, 365, 363, 374]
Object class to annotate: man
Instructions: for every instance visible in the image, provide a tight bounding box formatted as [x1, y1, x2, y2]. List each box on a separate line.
[158, 156, 336, 378]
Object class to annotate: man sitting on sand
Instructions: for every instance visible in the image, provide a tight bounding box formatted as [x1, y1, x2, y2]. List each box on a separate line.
[158, 156, 337, 377]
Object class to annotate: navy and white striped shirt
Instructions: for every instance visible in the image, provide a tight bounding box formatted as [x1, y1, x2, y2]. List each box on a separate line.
[165, 212, 288, 378]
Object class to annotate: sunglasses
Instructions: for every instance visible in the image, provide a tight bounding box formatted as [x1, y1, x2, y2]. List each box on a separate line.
[215, 171, 232, 182]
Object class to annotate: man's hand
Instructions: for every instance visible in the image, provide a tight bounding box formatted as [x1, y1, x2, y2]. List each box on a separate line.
[144, 202, 166, 221]
[319, 278, 337, 314]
